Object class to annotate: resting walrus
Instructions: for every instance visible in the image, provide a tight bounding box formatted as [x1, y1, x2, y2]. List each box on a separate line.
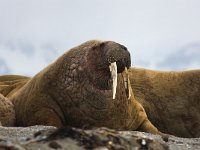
[0, 40, 164, 136]
[128, 68, 200, 138]
[0, 93, 15, 126]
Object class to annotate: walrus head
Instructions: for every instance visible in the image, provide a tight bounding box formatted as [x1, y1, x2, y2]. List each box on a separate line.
[86, 41, 131, 99]
[47, 40, 132, 128]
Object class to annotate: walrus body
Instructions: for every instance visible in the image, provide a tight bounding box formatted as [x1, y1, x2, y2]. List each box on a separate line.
[129, 68, 200, 138]
[0, 40, 162, 136]
[0, 93, 15, 126]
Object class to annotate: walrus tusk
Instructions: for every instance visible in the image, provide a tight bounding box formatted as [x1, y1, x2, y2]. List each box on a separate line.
[124, 67, 131, 99]
[109, 62, 117, 99]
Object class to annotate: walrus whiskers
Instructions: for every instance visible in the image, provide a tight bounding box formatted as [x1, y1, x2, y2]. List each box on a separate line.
[109, 62, 117, 99]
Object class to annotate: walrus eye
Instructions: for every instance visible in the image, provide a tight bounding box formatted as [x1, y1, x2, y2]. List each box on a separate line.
[109, 62, 117, 99]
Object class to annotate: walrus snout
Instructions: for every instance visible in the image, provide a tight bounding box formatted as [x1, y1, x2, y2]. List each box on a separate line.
[104, 41, 131, 73]
[102, 41, 131, 99]
[86, 40, 131, 99]
[116, 58, 130, 73]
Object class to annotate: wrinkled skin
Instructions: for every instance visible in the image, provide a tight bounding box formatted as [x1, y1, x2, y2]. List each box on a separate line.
[129, 67, 200, 138]
[0, 40, 164, 136]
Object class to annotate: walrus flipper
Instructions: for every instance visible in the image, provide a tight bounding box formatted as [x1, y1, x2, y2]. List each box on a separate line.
[131, 98, 169, 137]
[138, 118, 161, 134]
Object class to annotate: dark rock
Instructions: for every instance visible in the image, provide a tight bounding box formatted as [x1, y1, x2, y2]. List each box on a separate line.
[48, 141, 62, 149]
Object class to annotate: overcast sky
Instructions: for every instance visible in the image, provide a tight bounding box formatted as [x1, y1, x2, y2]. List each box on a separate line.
[0, 0, 200, 75]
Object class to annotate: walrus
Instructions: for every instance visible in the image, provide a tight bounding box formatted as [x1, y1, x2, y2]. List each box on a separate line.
[128, 67, 200, 138]
[0, 93, 15, 126]
[0, 40, 164, 136]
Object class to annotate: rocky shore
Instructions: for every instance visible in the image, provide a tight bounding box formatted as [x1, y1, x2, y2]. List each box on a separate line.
[0, 126, 200, 150]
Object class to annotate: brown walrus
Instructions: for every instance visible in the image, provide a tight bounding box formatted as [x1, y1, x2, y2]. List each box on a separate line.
[0, 40, 164, 136]
[128, 67, 200, 138]
[0, 93, 15, 126]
